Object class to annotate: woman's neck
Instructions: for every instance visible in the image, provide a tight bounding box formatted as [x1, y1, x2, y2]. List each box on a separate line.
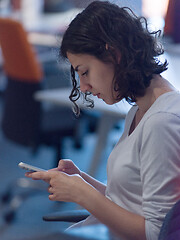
[136, 75, 176, 115]
[129, 75, 176, 134]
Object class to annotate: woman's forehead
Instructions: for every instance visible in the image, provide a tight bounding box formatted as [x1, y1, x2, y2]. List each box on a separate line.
[67, 53, 96, 69]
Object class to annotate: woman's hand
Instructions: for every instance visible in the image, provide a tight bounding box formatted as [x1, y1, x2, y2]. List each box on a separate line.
[25, 170, 86, 203]
[57, 159, 82, 176]
[51, 159, 107, 195]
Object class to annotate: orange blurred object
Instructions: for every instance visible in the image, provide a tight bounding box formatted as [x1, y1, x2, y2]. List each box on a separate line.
[0, 18, 42, 82]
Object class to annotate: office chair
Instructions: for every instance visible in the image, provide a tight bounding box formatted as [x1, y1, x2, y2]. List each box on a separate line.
[158, 199, 180, 240]
[0, 17, 88, 222]
[0, 17, 85, 166]
[43, 209, 90, 223]
[43, 199, 180, 239]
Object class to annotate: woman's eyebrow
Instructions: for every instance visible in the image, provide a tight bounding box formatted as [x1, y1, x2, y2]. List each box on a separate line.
[74, 65, 81, 72]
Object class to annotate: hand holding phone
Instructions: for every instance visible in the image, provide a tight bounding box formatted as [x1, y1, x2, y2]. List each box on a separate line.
[18, 162, 46, 172]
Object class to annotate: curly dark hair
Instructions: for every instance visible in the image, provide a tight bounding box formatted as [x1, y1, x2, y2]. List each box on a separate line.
[60, 0, 168, 116]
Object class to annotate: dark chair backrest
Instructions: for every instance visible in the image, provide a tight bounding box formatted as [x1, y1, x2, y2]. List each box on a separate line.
[2, 77, 41, 146]
[158, 199, 180, 240]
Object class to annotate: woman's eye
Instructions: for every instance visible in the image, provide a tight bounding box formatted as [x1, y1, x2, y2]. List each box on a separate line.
[81, 70, 88, 76]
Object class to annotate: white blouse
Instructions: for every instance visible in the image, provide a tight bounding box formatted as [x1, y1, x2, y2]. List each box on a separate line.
[106, 91, 180, 240]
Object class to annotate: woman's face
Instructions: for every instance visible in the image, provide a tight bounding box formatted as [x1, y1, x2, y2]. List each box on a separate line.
[67, 52, 119, 105]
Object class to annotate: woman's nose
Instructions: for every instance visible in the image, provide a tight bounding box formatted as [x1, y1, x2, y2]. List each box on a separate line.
[80, 82, 92, 93]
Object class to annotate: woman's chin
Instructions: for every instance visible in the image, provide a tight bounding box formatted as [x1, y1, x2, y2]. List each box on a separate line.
[103, 99, 116, 105]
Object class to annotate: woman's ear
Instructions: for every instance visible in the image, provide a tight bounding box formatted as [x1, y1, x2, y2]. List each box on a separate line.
[105, 43, 121, 63]
[105, 43, 109, 50]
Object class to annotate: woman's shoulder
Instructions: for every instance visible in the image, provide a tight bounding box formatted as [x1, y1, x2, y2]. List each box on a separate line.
[144, 91, 180, 123]
[137, 91, 180, 137]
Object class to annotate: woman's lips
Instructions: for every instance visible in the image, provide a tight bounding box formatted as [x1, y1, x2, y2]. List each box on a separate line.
[93, 93, 101, 99]
[97, 93, 100, 98]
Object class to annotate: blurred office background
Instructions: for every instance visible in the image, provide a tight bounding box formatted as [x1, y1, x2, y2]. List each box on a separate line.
[0, 0, 180, 239]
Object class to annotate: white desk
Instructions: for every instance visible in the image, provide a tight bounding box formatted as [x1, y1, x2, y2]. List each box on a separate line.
[27, 9, 82, 47]
[34, 88, 131, 176]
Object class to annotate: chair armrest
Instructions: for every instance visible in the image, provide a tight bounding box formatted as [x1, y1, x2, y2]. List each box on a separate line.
[42, 209, 90, 222]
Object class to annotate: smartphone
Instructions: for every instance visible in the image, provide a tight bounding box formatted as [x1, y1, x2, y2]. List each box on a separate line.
[18, 162, 46, 172]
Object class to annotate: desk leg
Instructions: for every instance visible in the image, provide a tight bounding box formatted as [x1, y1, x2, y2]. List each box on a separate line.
[88, 114, 121, 177]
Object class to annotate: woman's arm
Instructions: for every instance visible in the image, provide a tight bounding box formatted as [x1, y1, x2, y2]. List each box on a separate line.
[80, 171, 106, 195]
[76, 177, 146, 240]
[26, 171, 146, 240]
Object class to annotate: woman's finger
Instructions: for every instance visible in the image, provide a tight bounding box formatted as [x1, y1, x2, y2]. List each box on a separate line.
[58, 159, 72, 170]
[25, 171, 51, 180]
[49, 193, 56, 201]
[48, 186, 53, 193]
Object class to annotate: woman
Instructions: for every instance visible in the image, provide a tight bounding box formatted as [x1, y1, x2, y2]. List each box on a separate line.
[26, 1, 180, 239]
